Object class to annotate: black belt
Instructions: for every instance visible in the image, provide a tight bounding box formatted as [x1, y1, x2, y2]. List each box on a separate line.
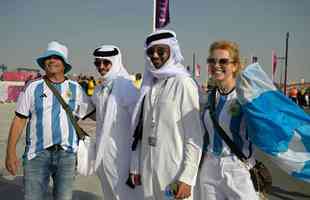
[46, 144, 63, 151]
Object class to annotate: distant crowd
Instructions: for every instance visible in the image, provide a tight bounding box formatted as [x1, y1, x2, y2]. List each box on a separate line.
[72, 73, 143, 96]
[288, 86, 310, 108]
[2, 68, 309, 109]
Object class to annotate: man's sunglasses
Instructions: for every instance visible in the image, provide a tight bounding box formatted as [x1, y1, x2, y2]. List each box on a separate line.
[146, 47, 168, 57]
[207, 58, 234, 66]
[94, 59, 111, 67]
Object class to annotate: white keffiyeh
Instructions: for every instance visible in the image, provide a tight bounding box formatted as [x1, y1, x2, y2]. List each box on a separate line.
[93, 45, 135, 170]
[131, 30, 190, 137]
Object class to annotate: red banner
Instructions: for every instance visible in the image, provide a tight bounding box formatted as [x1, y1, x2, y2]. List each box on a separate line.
[155, 0, 170, 29]
[2, 71, 36, 81]
[7, 85, 24, 102]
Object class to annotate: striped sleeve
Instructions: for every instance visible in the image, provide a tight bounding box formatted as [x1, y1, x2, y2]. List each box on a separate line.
[15, 82, 33, 117]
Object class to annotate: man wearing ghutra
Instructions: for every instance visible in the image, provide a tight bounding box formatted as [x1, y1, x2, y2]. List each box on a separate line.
[129, 30, 203, 200]
[91, 45, 143, 200]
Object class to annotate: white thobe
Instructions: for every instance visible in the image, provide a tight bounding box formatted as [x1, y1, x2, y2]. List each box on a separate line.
[134, 76, 203, 200]
[92, 78, 143, 200]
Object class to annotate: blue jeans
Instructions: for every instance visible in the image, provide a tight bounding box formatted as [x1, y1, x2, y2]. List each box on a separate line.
[23, 147, 76, 200]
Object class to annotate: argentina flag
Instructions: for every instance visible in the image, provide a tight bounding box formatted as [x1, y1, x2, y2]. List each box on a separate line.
[236, 63, 310, 183]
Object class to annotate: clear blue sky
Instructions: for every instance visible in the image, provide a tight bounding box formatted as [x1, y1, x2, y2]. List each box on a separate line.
[1, 0, 309, 83]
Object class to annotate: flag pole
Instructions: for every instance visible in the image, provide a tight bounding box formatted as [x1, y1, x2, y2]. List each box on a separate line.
[153, 0, 156, 32]
[272, 50, 275, 82]
[283, 32, 289, 95]
[192, 53, 196, 79]
[272, 56, 274, 82]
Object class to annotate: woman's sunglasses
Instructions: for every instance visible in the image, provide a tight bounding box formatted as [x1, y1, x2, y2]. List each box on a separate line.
[207, 58, 234, 66]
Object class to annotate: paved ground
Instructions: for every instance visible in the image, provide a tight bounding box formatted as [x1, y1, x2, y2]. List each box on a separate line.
[0, 103, 309, 200]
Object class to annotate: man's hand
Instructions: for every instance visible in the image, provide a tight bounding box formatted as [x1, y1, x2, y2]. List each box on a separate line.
[174, 181, 192, 199]
[130, 173, 142, 185]
[5, 150, 20, 176]
[126, 173, 142, 188]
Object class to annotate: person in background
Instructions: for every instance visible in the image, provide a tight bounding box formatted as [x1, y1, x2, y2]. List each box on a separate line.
[79, 76, 88, 93]
[24, 75, 34, 85]
[133, 73, 142, 89]
[87, 76, 96, 96]
[299, 87, 307, 107]
[289, 85, 298, 103]
[305, 88, 310, 107]
[5, 41, 93, 200]
[130, 30, 203, 200]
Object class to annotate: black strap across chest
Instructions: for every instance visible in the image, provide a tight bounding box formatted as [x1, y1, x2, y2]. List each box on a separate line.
[209, 88, 248, 162]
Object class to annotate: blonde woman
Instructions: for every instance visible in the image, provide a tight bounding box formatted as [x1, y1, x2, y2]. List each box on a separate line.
[199, 41, 259, 200]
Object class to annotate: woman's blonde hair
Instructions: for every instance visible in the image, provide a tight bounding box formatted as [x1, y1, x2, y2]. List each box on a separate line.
[208, 40, 242, 77]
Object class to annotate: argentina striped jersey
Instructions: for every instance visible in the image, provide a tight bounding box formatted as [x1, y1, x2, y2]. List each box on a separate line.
[16, 78, 93, 160]
[202, 89, 253, 157]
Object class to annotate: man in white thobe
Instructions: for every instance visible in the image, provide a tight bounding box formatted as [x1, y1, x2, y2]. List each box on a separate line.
[91, 45, 143, 200]
[130, 30, 203, 200]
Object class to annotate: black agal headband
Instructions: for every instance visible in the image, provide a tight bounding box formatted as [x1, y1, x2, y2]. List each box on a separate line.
[93, 48, 119, 57]
[146, 32, 174, 46]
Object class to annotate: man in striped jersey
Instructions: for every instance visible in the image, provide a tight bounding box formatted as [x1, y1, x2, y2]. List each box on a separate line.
[5, 41, 93, 200]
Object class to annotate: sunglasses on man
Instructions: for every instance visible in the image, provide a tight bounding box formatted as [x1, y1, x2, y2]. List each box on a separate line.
[207, 58, 234, 66]
[94, 59, 112, 67]
[146, 46, 169, 57]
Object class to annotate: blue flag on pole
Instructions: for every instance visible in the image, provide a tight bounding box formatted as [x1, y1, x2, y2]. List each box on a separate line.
[155, 0, 170, 29]
[236, 63, 310, 182]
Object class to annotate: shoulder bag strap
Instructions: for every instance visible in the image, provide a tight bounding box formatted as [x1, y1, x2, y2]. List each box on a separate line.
[209, 88, 248, 162]
[43, 77, 89, 140]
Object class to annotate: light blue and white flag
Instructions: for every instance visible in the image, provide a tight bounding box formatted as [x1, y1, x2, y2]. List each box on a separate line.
[236, 63, 310, 182]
